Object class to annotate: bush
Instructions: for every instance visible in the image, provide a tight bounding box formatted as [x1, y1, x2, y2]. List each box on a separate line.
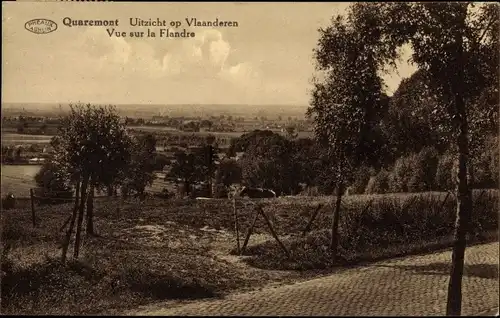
[435, 151, 457, 191]
[471, 135, 499, 189]
[365, 169, 390, 194]
[34, 162, 72, 195]
[408, 146, 440, 192]
[349, 165, 375, 194]
[298, 186, 321, 197]
[389, 154, 418, 192]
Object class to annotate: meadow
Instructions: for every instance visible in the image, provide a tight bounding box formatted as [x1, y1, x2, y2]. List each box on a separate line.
[0, 164, 174, 198]
[1, 133, 53, 146]
[1, 190, 497, 315]
[1, 165, 42, 196]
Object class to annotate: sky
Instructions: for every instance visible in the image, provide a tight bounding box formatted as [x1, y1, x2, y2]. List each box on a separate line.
[2, 2, 417, 106]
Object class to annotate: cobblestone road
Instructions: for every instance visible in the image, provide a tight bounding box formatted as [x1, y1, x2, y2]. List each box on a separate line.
[134, 242, 499, 316]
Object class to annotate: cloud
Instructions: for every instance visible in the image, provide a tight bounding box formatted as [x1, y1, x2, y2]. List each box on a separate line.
[71, 27, 252, 84]
[75, 27, 132, 70]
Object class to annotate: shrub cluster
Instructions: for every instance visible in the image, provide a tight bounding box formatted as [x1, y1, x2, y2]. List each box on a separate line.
[347, 137, 498, 195]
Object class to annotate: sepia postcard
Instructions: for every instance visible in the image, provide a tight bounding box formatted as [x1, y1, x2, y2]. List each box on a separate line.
[1, 1, 498, 316]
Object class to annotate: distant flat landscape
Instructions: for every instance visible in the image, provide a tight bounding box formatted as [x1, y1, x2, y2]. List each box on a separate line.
[1, 102, 309, 119]
[1, 133, 53, 145]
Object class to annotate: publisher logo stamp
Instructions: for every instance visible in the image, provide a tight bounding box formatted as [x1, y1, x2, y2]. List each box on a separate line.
[25, 19, 58, 34]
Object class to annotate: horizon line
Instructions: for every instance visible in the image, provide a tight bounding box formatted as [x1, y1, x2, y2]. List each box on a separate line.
[1, 102, 309, 107]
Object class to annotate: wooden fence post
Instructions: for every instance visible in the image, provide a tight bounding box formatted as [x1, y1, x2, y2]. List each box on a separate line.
[257, 206, 290, 258]
[475, 189, 487, 202]
[438, 191, 452, 215]
[233, 196, 241, 254]
[241, 207, 259, 255]
[59, 215, 72, 232]
[30, 189, 36, 228]
[302, 204, 323, 237]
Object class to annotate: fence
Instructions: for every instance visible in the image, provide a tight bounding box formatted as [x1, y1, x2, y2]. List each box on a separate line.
[24, 188, 117, 228]
[228, 189, 494, 259]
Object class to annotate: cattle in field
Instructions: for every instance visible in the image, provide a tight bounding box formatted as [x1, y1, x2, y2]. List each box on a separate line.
[239, 187, 277, 198]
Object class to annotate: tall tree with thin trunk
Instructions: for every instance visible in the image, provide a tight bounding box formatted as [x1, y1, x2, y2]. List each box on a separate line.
[121, 133, 157, 200]
[346, 3, 498, 315]
[383, 3, 497, 314]
[52, 103, 133, 259]
[85, 176, 96, 235]
[308, 4, 397, 260]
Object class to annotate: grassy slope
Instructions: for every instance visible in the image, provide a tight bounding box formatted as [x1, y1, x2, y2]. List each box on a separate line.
[1, 191, 498, 314]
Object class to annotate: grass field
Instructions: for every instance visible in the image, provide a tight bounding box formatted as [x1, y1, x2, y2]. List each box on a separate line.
[0, 165, 172, 197]
[1, 133, 53, 146]
[1, 165, 42, 197]
[1, 190, 498, 314]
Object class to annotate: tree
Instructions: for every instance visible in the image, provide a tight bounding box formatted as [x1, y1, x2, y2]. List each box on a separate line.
[290, 138, 327, 191]
[382, 69, 447, 158]
[227, 130, 276, 157]
[201, 136, 218, 197]
[200, 119, 213, 131]
[168, 151, 204, 197]
[240, 132, 297, 195]
[5, 147, 14, 163]
[308, 3, 396, 259]
[215, 158, 242, 188]
[285, 126, 298, 139]
[121, 133, 157, 199]
[374, 2, 499, 314]
[34, 161, 71, 193]
[15, 147, 22, 162]
[53, 103, 132, 260]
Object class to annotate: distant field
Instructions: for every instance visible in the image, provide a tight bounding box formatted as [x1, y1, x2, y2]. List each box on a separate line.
[1, 133, 53, 145]
[129, 126, 245, 138]
[1, 164, 41, 196]
[127, 126, 180, 132]
[296, 131, 314, 138]
[1, 129, 314, 146]
[1, 164, 173, 198]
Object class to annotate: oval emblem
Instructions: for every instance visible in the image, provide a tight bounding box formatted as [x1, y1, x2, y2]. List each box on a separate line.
[25, 19, 58, 34]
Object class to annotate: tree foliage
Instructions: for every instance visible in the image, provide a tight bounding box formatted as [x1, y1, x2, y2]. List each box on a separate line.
[215, 158, 242, 188]
[227, 130, 277, 157]
[239, 132, 299, 195]
[311, 3, 498, 315]
[121, 133, 157, 196]
[168, 150, 205, 196]
[51, 103, 133, 260]
[308, 3, 404, 256]
[34, 161, 72, 194]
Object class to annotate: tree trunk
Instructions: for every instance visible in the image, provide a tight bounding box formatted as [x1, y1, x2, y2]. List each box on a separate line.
[86, 177, 96, 236]
[330, 180, 344, 261]
[468, 164, 475, 189]
[446, 111, 472, 316]
[61, 179, 80, 263]
[446, 24, 472, 317]
[107, 185, 113, 197]
[185, 180, 190, 196]
[73, 174, 90, 259]
[124, 185, 130, 198]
